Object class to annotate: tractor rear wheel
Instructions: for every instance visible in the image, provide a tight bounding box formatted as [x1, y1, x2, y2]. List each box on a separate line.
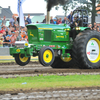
[51, 56, 74, 68]
[72, 30, 100, 69]
[15, 54, 30, 66]
[39, 46, 55, 66]
[51, 57, 63, 68]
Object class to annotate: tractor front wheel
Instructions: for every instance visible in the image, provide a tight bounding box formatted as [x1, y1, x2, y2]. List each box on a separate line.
[39, 47, 55, 66]
[15, 54, 30, 66]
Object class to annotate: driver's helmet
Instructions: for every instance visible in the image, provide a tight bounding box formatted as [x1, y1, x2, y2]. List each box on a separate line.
[74, 14, 78, 18]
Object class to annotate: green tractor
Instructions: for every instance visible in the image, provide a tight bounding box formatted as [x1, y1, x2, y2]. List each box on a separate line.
[10, 9, 100, 69]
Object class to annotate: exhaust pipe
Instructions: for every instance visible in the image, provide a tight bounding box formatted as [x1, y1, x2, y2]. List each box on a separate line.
[46, 11, 50, 24]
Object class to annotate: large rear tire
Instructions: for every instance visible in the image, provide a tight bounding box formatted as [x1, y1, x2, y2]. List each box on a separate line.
[51, 56, 74, 68]
[72, 30, 100, 69]
[15, 54, 30, 66]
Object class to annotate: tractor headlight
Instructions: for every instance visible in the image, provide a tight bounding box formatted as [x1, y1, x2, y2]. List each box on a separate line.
[66, 28, 70, 31]
[76, 27, 80, 30]
[65, 28, 70, 31]
[15, 41, 28, 48]
[24, 43, 28, 47]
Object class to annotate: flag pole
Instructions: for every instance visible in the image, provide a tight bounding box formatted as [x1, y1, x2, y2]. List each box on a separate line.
[19, 0, 20, 35]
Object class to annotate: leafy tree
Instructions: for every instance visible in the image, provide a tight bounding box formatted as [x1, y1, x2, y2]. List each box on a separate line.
[44, 0, 100, 24]
[62, 0, 99, 24]
[62, 2, 77, 17]
[90, 0, 99, 25]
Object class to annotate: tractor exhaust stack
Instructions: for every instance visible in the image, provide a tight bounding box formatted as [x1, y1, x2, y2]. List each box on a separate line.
[46, 11, 50, 24]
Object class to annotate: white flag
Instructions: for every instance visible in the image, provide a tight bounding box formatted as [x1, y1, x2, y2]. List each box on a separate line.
[17, 0, 26, 27]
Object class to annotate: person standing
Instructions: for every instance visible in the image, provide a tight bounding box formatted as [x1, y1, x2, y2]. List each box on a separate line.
[0, 26, 5, 34]
[57, 18, 62, 24]
[9, 15, 15, 27]
[42, 15, 46, 23]
[24, 16, 28, 26]
[67, 11, 73, 24]
[62, 17, 67, 24]
[26, 14, 32, 24]
[14, 17, 18, 29]
[50, 16, 53, 24]
[2, 16, 7, 26]
[92, 22, 97, 30]
[53, 18, 57, 24]
[0, 17, 2, 30]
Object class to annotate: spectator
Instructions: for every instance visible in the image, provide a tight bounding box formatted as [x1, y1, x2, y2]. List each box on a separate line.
[3, 25, 6, 30]
[3, 31, 11, 47]
[93, 25, 97, 30]
[57, 18, 62, 24]
[0, 17, 2, 30]
[10, 32, 16, 46]
[42, 15, 46, 23]
[2, 31, 6, 41]
[88, 24, 92, 30]
[36, 21, 39, 23]
[53, 18, 57, 24]
[2, 16, 6, 26]
[97, 24, 100, 28]
[3, 36, 11, 47]
[0, 36, 4, 47]
[11, 27, 15, 33]
[0, 26, 5, 34]
[21, 31, 28, 41]
[50, 16, 53, 24]
[62, 17, 67, 24]
[92, 22, 96, 29]
[6, 30, 12, 39]
[26, 14, 32, 24]
[5, 28, 9, 35]
[14, 17, 18, 28]
[15, 31, 21, 41]
[17, 17, 19, 24]
[9, 15, 15, 27]
[24, 16, 27, 22]
[24, 16, 28, 26]
[97, 26, 100, 32]
[67, 11, 73, 24]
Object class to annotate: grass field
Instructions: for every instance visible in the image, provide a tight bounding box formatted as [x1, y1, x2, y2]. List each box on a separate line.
[0, 59, 38, 63]
[0, 75, 100, 91]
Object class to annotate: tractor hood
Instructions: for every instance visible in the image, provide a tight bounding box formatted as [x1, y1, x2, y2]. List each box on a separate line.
[26, 23, 70, 30]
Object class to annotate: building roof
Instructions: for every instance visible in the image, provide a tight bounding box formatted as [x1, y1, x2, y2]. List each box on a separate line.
[24, 13, 44, 16]
[55, 15, 66, 20]
[0, 6, 13, 19]
[31, 16, 45, 23]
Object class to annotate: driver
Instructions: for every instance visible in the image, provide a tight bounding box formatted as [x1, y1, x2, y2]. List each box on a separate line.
[73, 15, 79, 26]
[70, 15, 78, 28]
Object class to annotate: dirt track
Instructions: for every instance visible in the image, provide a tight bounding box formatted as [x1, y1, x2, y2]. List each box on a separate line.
[0, 62, 100, 76]
[0, 62, 100, 99]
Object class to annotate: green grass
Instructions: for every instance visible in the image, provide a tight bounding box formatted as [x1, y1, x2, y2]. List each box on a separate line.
[0, 59, 38, 63]
[0, 60, 15, 63]
[0, 75, 100, 91]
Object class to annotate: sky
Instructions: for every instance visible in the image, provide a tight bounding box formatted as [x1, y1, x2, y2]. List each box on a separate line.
[0, 0, 66, 18]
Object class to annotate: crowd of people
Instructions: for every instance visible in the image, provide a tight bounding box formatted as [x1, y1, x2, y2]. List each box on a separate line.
[0, 14, 31, 47]
[0, 13, 100, 47]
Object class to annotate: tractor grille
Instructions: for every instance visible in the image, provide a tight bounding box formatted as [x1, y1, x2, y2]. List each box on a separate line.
[44, 30, 51, 41]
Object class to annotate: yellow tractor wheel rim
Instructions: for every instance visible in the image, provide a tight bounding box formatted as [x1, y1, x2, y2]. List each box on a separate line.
[61, 57, 72, 62]
[43, 50, 53, 63]
[86, 38, 100, 63]
[19, 54, 29, 62]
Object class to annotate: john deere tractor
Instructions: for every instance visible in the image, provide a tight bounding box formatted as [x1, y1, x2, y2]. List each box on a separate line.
[10, 9, 100, 69]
